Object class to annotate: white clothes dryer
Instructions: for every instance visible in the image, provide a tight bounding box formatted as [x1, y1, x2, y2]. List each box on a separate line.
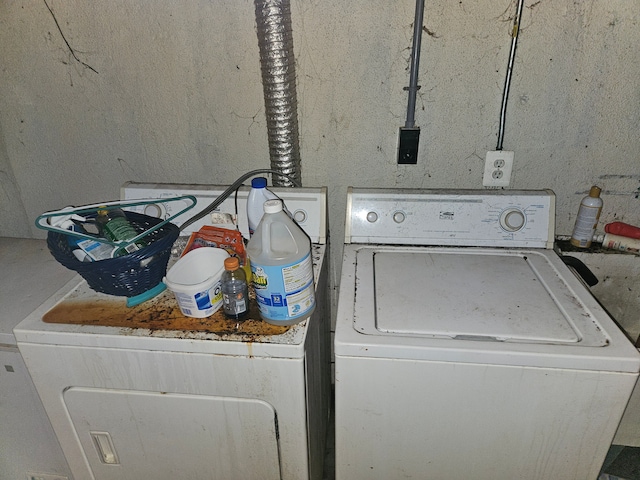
[15, 184, 331, 480]
[334, 188, 640, 480]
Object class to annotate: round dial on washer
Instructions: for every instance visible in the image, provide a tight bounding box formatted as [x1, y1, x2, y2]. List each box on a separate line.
[366, 211, 378, 223]
[393, 211, 406, 224]
[500, 208, 526, 232]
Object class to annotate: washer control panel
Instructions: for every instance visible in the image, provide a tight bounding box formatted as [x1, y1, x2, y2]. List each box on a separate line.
[346, 188, 555, 248]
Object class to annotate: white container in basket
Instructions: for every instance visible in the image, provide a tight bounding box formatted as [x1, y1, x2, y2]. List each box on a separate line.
[164, 247, 229, 318]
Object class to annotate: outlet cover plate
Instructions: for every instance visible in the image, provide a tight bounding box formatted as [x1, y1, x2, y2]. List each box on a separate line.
[483, 150, 514, 187]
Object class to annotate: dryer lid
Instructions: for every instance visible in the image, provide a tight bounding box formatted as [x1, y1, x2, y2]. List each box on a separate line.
[357, 248, 607, 346]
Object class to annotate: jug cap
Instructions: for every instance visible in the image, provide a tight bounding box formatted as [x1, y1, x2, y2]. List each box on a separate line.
[264, 199, 283, 214]
[251, 177, 268, 188]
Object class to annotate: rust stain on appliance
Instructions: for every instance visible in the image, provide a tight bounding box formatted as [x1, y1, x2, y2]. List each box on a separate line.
[43, 291, 290, 337]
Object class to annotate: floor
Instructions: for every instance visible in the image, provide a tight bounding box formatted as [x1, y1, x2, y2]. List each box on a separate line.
[602, 447, 640, 480]
[321, 396, 640, 480]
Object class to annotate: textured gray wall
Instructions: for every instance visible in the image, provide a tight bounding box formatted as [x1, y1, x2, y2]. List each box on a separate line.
[1, 0, 639, 293]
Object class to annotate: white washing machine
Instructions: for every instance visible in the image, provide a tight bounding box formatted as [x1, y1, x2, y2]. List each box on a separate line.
[14, 184, 330, 480]
[334, 188, 640, 480]
[1, 237, 75, 480]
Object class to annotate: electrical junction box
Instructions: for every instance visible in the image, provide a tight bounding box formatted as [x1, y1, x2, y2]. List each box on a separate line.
[398, 128, 420, 164]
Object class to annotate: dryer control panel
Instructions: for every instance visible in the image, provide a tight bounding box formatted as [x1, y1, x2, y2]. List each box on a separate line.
[345, 188, 555, 248]
[121, 182, 327, 244]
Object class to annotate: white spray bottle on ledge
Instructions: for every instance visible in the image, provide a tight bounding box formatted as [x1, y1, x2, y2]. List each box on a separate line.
[570, 186, 603, 248]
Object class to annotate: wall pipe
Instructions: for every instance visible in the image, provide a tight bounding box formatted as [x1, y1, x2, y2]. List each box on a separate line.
[405, 0, 426, 128]
[254, 0, 301, 187]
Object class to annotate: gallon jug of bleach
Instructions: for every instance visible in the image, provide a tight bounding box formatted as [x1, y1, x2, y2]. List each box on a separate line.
[247, 199, 316, 325]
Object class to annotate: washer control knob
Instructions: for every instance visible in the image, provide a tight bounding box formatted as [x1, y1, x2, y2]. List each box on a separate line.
[393, 211, 406, 224]
[500, 208, 526, 232]
[366, 211, 378, 223]
[293, 209, 307, 223]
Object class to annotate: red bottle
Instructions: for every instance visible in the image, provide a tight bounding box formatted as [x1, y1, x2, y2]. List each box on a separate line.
[605, 222, 640, 240]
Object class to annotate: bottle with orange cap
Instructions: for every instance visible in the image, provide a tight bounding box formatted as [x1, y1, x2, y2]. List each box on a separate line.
[221, 256, 249, 320]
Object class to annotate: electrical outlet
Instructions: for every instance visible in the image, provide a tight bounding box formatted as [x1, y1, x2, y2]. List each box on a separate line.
[483, 150, 514, 187]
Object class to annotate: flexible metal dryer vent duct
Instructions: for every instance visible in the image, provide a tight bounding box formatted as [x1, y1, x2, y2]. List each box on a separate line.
[254, 0, 301, 187]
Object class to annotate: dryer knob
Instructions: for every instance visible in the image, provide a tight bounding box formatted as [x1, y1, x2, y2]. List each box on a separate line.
[143, 203, 166, 219]
[366, 211, 378, 223]
[293, 209, 307, 224]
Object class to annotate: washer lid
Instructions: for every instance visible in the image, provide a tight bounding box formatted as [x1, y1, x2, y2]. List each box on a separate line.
[356, 248, 607, 346]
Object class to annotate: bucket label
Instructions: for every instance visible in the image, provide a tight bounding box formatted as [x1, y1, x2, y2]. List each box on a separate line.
[251, 252, 315, 321]
[174, 282, 222, 317]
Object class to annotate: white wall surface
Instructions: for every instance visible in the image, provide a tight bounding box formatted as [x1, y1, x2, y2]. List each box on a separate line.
[1, 0, 639, 299]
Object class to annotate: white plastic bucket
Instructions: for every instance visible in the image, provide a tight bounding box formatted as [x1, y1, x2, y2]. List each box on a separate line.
[164, 247, 229, 318]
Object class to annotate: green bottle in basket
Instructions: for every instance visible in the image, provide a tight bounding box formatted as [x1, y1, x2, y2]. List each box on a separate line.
[96, 207, 147, 256]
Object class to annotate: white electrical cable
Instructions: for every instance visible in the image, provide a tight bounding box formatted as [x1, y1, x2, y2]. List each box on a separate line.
[496, 0, 525, 151]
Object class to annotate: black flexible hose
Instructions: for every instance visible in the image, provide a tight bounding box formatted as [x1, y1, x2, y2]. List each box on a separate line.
[559, 255, 599, 287]
[178, 169, 301, 232]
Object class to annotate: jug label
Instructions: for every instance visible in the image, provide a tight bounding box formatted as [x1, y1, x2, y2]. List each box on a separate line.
[251, 252, 315, 321]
